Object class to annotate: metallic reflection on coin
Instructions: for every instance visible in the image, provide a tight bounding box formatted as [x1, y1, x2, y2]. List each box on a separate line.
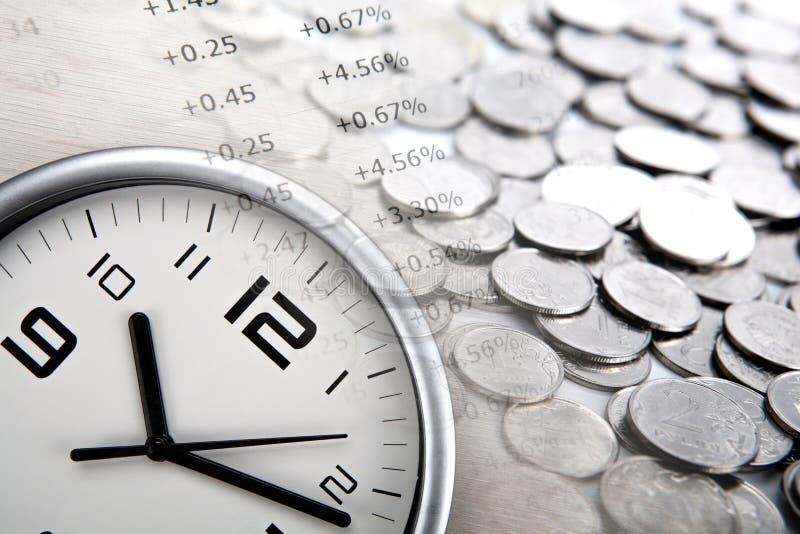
[602, 261, 702, 333]
[749, 231, 800, 284]
[628, 378, 759, 472]
[638, 188, 732, 265]
[605, 386, 648, 453]
[652, 307, 722, 377]
[720, 477, 786, 534]
[534, 298, 650, 363]
[690, 377, 793, 469]
[555, 26, 647, 80]
[514, 201, 613, 256]
[400, 81, 471, 129]
[493, 3, 553, 55]
[601, 456, 741, 534]
[455, 117, 555, 179]
[693, 95, 749, 139]
[548, 0, 630, 33]
[720, 13, 800, 58]
[680, 266, 766, 307]
[559, 349, 651, 392]
[492, 249, 596, 315]
[381, 159, 498, 219]
[681, 44, 745, 93]
[504, 399, 618, 478]
[714, 335, 781, 395]
[412, 209, 513, 256]
[452, 325, 563, 403]
[615, 125, 720, 175]
[747, 100, 800, 144]
[581, 81, 662, 128]
[725, 301, 800, 370]
[626, 68, 711, 123]
[541, 164, 655, 227]
[767, 371, 800, 438]
[744, 56, 800, 111]
[711, 164, 800, 220]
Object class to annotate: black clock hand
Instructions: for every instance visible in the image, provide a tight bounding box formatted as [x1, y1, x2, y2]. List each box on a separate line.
[129, 312, 169, 438]
[169, 452, 351, 528]
[70, 433, 348, 461]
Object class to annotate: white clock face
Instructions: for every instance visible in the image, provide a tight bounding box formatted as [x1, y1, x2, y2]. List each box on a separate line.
[0, 184, 422, 534]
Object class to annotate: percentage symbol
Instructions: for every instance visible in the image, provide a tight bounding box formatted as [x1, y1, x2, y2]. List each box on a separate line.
[401, 97, 426, 116]
[384, 51, 408, 70]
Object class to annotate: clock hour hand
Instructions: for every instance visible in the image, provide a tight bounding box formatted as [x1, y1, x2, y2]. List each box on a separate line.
[169, 452, 352, 528]
[70, 433, 348, 462]
[129, 312, 170, 438]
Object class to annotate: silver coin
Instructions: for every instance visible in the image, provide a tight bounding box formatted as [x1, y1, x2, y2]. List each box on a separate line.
[615, 125, 720, 175]
[504, 398, 619, 478]
[710, 164, 800, 220]
[582, 81, 663, 128]
[721, 478, 786, 534]
[638, 188, 733, 266]
[690, 377, 793, 469]
[628, 378, 759, 472]
[749, 230, 800, 284]
[400, 82, 471, 129]
[514, 201, 613, 256]
[454, 117, 555, 179]
[720, 13, 800, 58]
[747, 100, 800, 144]
[493, 3, 553, 55]
[452, 325, 563, 402]
[682, 0, 736, 21]
[767, 371, 800, 438]
[605, 386, 649, 453]
[680, 44, 745, 93]
[381, 159, 497, 219]
[783, 460, 800, 518]
[626, 68, 711, 123]
[725, 301, 800, 370]
[553, 118, 618, 166]
[534, 298, 651, 363]
[542, 164, 655, 227]
[601, 456, 741, 534]
[548, 0, 630, 33]
[602, 261, 702, 333]
[744, 56, 800, 110]
[412, 209, 513, 256]
[492, 249, 596, 315]
[714, 335, 782, 395]
[654, 173, 735, 209]
[715, 135, 784, 170]
[692, 95, 749, 140]
[626, 3, 688, 43]
[442, 260, 518, 313]
[555, 26, 647, 80]
[371, 232, 449, 297]
[559, 349, 651, 391]
[472, 56, 571, 134]
[652, 307, 723, 377]
[680, 266, 766, 307]
[580, 231, 648, 280]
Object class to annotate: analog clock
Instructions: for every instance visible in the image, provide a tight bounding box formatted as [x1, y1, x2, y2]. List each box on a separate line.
[0, 147, 454, 534]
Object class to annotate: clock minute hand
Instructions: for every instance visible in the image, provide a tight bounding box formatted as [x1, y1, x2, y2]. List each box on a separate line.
[70, 433, 348, 462]
[169, 452, 352, 528]
[129, 312, 169, 438]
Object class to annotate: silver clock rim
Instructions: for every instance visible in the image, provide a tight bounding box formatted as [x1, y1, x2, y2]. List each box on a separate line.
[0, 146, 455, 534]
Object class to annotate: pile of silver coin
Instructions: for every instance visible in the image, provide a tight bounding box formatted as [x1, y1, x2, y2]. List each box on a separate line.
[299, 0, 800, 532]
[193, 0, 800, 531]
